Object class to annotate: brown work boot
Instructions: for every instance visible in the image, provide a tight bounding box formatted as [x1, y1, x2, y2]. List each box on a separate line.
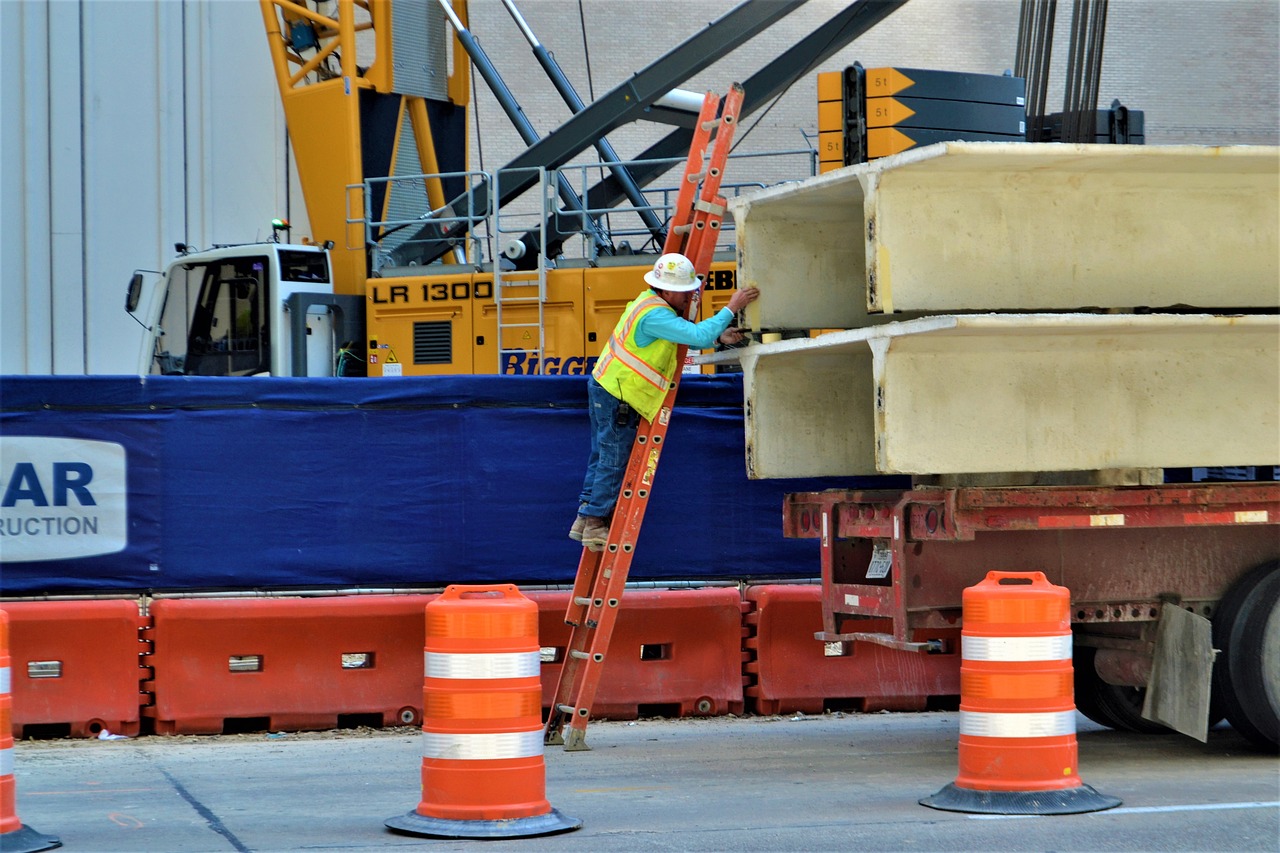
[579, 517, 610, 552]
[569, 515, 588, 542]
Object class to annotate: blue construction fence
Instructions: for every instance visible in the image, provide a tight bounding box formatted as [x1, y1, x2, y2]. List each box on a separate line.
[0, 374, 892, 595]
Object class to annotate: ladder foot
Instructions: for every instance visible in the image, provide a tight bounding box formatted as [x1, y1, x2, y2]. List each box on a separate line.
[563, 729, 591, 752]
[544, 728, 565, 747]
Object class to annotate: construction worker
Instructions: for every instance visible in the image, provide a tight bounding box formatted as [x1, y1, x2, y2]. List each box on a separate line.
[571, 252, 760, 551]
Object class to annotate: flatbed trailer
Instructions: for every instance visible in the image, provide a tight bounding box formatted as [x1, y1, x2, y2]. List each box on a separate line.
[781, 482, 1280, 745]
[706, 141, 1280, 749]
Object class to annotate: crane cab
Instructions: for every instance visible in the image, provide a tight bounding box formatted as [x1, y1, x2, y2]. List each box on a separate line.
[128, 243, 364, 377]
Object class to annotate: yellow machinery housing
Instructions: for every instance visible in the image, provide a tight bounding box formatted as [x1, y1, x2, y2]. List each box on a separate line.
[364, 259, 739, 376]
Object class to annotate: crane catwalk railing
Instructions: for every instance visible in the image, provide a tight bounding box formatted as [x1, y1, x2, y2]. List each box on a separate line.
[361, 147, 815, 271]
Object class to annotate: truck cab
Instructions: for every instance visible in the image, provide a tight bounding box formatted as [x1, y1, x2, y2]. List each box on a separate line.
[128, 243, 363, 377]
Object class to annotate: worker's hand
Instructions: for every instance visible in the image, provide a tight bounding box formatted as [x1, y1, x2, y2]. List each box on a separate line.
[718, 327, 747, 346]
[726, 285, 760, 314]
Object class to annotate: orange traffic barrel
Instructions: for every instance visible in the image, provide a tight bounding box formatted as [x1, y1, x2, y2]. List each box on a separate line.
[385, 585, 581, 839]
[1, 610, 62, 853]
[921, 571, 1120, 815]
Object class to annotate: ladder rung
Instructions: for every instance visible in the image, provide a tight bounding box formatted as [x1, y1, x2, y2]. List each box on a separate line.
[556, 704, 576, 715]
[700, 119, 718, 131]
[573, 596, 591, 606]
[672, 224, 692, 235]
[498, 322, 541, 329]
[569, 650, 591, 660]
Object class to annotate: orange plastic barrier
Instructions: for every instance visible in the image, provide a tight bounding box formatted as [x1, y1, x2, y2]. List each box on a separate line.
[145, 595, 434, 735]
[1, 610, 62, 852]
[921, 571, 1120, 815]
[385, 585, 580, 839]
[744, 585, 959, 714]
[6, 599, 145, 738]
[531, 588, 746, 720]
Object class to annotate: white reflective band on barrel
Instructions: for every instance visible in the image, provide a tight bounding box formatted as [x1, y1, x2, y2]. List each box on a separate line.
[422, 729, 544, 760]
[424, 651, 540, 679]
[0, 747, 12, 777]
[962, 634, 1072, 662]
[0, 665, 9, 694]
[960, 710, 1077, 738]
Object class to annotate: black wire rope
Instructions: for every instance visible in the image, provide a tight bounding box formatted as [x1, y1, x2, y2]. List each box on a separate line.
[472, 87, 494, 265]
[729, 11, 854, 158]
[577, 0, 596, 103]
[579, 0, 614, 254]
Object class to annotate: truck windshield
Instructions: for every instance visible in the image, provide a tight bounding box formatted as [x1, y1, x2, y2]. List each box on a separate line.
[153, 256, 271, 376]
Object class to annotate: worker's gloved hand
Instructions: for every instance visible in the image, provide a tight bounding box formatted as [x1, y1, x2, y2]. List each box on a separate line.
[718, 327, 748, 346]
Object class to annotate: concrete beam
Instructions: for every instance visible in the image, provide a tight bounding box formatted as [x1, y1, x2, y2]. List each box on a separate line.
[704, 314, 1280, 478]
[731, 143, 1280, 330]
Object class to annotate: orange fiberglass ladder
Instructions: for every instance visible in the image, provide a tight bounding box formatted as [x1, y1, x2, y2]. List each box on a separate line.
[544, 83, 745, 751]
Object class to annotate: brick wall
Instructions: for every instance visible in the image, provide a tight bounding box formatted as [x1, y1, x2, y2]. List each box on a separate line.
[461, 0, 1278, 179]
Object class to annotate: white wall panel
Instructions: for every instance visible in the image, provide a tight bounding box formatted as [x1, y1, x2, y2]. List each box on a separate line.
[4, 0, 293, 376]
[78, 0, 293, 374]
[185, 0, 299, 246]
[79, 0, 170, 377]
[2, 2, 53, 374]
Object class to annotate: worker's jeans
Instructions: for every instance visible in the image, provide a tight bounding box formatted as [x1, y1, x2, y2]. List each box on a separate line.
[578, 375, 639, 519]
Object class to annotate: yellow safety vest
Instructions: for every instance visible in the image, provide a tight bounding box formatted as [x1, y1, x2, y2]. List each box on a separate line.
[592, 291, 678, 422]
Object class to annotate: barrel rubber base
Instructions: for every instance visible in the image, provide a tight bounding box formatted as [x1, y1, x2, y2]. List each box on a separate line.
[920, 782, 1122, 815]
[385, 807, 582, 839]
[0, 824, 63, 853]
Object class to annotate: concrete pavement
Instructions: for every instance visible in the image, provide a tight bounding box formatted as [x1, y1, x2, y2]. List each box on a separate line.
[8, 712, 1279, 852]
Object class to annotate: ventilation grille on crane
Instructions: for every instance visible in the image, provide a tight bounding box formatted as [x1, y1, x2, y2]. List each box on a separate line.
[414, 321, 452, 365]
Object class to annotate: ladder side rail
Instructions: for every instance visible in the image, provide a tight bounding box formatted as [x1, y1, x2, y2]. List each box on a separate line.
[556, 90, 721, 632]
[545, 86, 744, 750]
[562, 123, 740, 722]
[545, 93, 726, 743]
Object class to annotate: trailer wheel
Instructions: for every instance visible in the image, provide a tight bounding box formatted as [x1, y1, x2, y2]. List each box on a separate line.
[1072, 646, 1113, 729]
[1091, 680, 1170, 735]
[1211, 560, 1279, 750]
[1072, 646, 1169, 734]
[1223, 568, 1280, 751]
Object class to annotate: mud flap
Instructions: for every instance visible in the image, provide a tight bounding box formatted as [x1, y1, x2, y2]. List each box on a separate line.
[1143, 602, 1214, 741]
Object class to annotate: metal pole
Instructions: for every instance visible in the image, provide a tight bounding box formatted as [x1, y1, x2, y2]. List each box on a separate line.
[499, 0, 665, 244]
[434, 0, 608, 255]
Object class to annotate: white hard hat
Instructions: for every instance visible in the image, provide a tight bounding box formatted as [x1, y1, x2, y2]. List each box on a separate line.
[643, 253, 700, 292]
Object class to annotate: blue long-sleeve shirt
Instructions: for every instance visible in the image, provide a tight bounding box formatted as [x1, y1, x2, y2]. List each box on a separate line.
[633, 289, 735, 349]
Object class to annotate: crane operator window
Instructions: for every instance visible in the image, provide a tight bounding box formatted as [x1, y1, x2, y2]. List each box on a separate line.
[278, 249, 330, 284]
[178, 257, 271, 376]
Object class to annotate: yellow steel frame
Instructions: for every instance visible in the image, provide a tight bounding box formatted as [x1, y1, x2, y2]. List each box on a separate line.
[258, 0, 470, 294]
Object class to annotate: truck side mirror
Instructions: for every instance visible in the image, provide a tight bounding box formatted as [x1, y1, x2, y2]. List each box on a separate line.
[126, 273, 144, 313]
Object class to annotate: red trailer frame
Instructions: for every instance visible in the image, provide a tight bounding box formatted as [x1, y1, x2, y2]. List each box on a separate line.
[783, 483, 1280, 653]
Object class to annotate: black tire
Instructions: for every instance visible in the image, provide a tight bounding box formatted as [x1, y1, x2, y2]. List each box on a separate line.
[1072, 645, 1169, 734]
[1224, 570, 1280, 751]
[1072, 646, 1112, 729]
[1092, 680, 1171, 735]
[1211, 560, 1278, 748]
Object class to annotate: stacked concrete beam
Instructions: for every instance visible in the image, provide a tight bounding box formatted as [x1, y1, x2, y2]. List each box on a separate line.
[704, 142, 1280, 478]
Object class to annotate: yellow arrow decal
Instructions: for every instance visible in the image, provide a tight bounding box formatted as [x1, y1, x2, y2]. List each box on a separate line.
[867, 127, 918, 158]
[865, 67, 915, 98]
[865, 97, 917, 128]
